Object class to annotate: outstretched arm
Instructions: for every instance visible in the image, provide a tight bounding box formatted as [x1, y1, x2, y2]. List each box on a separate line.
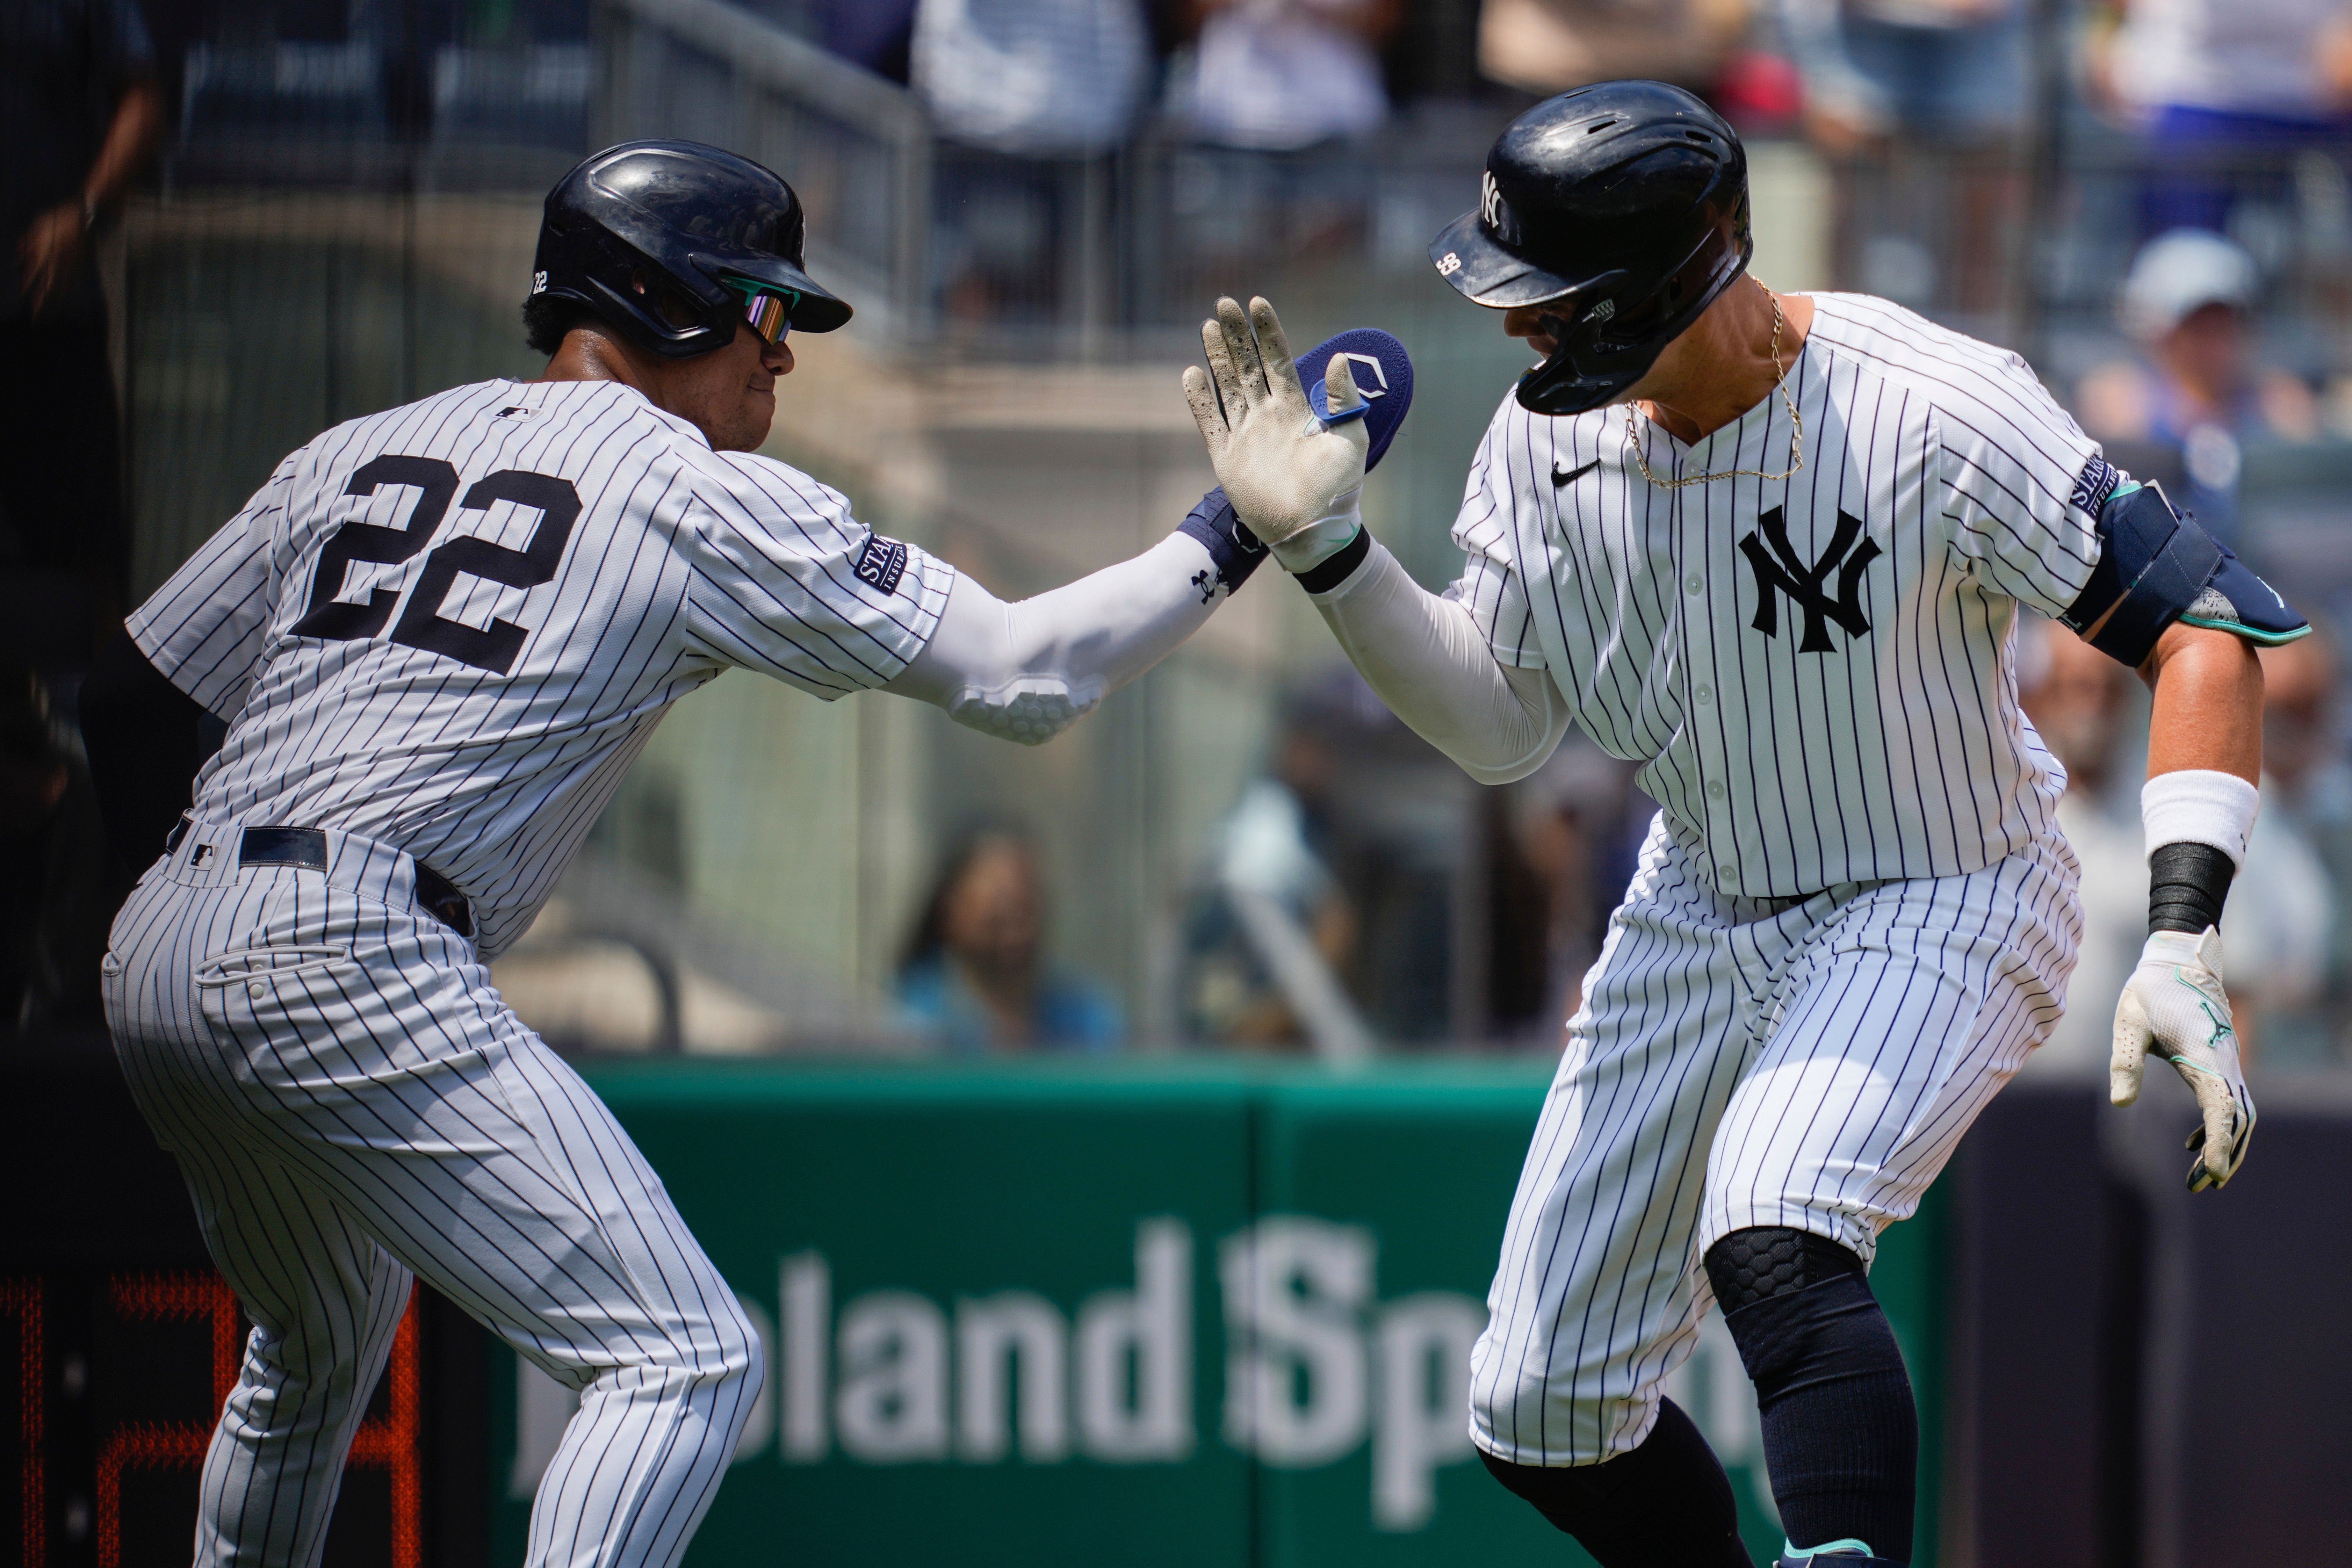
[1305, 539, 1568, 784]
[881, 526, 1235, 743]
[886, 296, 1408, 745]
[1184, 294, 1568, 785]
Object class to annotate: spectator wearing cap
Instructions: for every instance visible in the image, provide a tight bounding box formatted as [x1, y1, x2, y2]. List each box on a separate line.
[2074, 228, 2317, 546]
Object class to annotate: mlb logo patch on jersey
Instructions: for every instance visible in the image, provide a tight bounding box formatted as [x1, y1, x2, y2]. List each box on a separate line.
[854, 534, 908, 596]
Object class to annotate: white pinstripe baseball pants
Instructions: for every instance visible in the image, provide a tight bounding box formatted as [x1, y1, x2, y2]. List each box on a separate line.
[1470, 814, 2080, 1467]
[102, 821, 760, 1568]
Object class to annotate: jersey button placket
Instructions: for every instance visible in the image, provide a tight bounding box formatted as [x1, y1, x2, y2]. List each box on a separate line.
[1678, 480, 1739, 894]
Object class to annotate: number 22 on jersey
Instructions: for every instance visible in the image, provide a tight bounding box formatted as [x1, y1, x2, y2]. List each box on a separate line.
[290, 454, 582, 675]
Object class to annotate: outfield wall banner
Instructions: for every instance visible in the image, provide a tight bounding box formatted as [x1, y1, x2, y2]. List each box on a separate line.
[489, 1061, 1945, 1566]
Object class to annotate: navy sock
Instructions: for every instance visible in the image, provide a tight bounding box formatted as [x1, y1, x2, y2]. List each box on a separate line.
[1480, 1396, 1754, 1567]
[1707, 1230, 1916, 1564]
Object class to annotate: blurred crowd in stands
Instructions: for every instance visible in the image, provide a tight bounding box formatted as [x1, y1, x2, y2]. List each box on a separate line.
[18, 0, 2352, 1059]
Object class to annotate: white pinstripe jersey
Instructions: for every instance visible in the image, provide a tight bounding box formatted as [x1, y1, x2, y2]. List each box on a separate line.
[1448, 292, 2105, 898]
[128, 376, 953, 957]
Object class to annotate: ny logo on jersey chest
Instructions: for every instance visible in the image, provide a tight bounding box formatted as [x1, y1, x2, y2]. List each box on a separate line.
[1737, 507, 1882, 652]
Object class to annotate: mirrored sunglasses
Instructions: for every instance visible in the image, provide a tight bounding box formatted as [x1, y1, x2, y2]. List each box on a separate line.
[723, 280, 797, 345]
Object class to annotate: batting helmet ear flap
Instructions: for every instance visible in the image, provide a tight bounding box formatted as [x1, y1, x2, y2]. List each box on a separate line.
[627, 268, 704, 330]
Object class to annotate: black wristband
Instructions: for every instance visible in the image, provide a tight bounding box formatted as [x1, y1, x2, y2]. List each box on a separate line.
[1292, 525, 1372, 595]
[1174, 487, 1268, 601]
[2148, 840, 2236, 935]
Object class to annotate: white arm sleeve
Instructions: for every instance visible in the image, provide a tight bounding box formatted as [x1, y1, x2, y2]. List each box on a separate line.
[882, 532, 1221, 744]
[1309, 539, 1570, 785]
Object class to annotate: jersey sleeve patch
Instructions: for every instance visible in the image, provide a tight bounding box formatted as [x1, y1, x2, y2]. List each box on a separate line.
[854, 534, 909, 597]
[2070, 453, 2120, 517]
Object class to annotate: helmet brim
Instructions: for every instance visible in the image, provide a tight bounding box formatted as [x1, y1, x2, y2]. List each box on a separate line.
[704, 252, 853, 333]
[1429, 210, 1586, 310]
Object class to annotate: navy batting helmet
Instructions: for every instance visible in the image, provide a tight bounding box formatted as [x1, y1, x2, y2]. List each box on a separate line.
[1430, 82, 1751, 417]
[531, 140, 852, 359]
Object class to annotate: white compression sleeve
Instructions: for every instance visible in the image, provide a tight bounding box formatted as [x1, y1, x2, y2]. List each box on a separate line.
[1306, 537, 1570, 785]
[882, 532, 1221, 744]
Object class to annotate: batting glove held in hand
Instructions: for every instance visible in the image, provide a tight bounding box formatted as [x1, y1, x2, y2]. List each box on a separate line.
[1182, 296, 1369, 555]
[2110, 926, 2256, 1192]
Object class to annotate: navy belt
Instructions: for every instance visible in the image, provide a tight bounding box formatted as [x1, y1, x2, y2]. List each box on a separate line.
[170, 820, 475, 938]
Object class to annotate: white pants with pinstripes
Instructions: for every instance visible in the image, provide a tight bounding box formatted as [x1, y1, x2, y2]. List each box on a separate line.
[102, 820, 760, 1568]
[1469, 813, 2079, 1468]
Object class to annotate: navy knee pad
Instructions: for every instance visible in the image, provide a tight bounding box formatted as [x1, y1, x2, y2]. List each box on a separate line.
[1703, 1228, 1916, 1565]
[1480, 1397, 1753, 1568]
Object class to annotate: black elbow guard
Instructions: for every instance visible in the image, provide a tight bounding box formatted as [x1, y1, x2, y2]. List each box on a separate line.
[2057, 460, 2309, 667]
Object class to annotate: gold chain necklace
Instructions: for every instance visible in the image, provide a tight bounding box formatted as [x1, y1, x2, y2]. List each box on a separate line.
[1626, 276, 1805, 489]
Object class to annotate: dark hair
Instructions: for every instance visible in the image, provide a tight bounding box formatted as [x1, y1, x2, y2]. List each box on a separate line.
[523, 294, 598, 356]
[899, 819, 1038, 973]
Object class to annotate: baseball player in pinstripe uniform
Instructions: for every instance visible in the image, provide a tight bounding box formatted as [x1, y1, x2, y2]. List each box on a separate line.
[75, 140, 1384, 1565]
[1186, 82, 2304, 1567]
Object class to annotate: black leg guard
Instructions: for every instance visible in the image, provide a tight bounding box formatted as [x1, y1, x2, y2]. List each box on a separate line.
[1704, 1227, 1916, 1566]
[1479, 1397, 1754, 1568]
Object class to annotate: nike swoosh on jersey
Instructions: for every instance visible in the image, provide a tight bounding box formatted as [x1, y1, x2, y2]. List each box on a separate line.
[1552, 458, 1601, 489]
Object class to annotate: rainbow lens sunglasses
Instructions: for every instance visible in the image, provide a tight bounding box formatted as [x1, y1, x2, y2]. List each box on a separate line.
[723, 279, 798, 345]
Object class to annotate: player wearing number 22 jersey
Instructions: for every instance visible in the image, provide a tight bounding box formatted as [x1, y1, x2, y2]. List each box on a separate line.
[132, 378, 952, 956]
[79, 140, 1324, 1566]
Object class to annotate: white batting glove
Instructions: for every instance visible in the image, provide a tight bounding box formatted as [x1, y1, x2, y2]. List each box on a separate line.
[2110, 927, 2256, 1192]
[1181, 296, 1369, 554]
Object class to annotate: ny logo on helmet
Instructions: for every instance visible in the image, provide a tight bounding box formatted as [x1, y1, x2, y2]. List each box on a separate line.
[1480, 172, 1515, 243]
